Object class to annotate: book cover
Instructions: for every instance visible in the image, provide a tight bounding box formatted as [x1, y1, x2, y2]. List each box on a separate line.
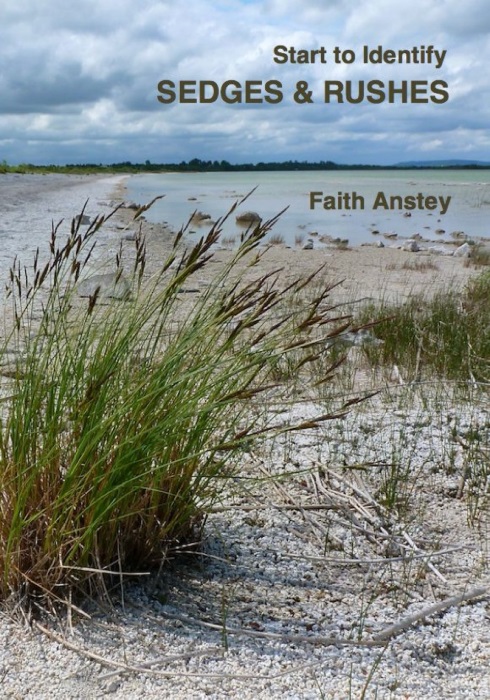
[1, 3, 489, 698]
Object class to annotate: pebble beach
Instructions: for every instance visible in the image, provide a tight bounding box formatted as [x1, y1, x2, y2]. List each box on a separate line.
[0, 174, 489, 699]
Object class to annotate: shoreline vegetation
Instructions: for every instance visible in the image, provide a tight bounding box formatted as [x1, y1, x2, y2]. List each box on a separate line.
[0, 179, 489, 696]
[2, 158, 490, 175]
[0, 197, 374, 600]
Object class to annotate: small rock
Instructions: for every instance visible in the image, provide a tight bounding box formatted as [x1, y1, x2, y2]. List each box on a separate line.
[236, 211, 262, 224]
[453, 242, 471, 257]
[303, 240, 314, 250]
[191, 211, 212, 223]
[77, 273, 131, 300]
[428, 245, 454, 256]
[403, 239, 420, 252]
[75, 214, 91, 226]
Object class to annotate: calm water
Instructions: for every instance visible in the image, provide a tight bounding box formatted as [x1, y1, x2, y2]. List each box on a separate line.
[127, 170, 490, 246]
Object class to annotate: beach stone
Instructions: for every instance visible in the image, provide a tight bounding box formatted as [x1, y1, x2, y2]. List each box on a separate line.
[428, 245, 454, 256]
[75, 214, 91, 226]
[125, 201, 140, 211]
[453, 242, 471, 257]
[236, 211, 262, 224]
[77, 273, 131, 300]
[191, 211, 212, 223]
[303, 240, 314, 250]
[403, 239, 420, 252]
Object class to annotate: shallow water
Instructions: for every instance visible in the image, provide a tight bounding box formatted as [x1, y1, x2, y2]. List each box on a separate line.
[126, 170, 490, 246]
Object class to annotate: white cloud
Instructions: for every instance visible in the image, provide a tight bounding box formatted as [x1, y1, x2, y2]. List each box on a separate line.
[0, 0, 489, 164]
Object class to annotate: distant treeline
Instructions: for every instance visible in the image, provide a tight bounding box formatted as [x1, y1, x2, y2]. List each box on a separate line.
[1, 158, 490, 174]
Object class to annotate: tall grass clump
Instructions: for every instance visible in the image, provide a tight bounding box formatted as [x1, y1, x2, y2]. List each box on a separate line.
[357, 272, 490, 382]
[0, 200, 358, 602]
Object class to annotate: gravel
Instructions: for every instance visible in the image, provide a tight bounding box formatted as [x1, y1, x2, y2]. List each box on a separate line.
[1, 386, 489, 699]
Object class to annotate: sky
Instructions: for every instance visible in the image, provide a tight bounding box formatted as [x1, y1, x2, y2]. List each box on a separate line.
[1, 0, 489, 166]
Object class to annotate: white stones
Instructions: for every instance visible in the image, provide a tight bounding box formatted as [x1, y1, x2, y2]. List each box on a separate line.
[453, 242, 472, 257]
[402, 239, 420, 252]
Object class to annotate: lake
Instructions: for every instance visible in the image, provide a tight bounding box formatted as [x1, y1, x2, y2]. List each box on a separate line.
[126, 170, 490, 246]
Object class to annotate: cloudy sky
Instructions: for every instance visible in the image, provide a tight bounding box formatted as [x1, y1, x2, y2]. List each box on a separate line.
[1, 0, 489, 165]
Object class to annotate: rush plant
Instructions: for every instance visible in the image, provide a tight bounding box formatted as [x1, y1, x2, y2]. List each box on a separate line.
[0, 200, 359, 602]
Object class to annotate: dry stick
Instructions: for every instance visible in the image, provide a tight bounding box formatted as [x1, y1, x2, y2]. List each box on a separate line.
[373, 586, 488, 642]
[319, 465, 454, 583]
[33, 621, 229, 680]
[402, 531, 448, 584]
[282, 544, 470, 566]
[313, 481, 384, 551]
[313, 468, 391, 550]
[209, 502, 345, 513]
[159, 610, 383, 648]
[252, 456, 340, 549]
[33, 620, 361, 682]
[97, 648, 225, 681]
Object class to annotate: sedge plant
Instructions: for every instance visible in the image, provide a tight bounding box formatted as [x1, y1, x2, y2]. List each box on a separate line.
[0, 199, 362, 603]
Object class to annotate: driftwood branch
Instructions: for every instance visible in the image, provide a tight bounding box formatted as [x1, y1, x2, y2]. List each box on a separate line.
[373, 586, 488, 642]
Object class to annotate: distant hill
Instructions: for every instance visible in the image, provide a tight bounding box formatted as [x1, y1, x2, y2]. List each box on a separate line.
[394, 159, 490, 167]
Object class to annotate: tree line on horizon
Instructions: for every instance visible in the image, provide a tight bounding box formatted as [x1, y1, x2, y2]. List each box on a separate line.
[1, 158, 489, 175]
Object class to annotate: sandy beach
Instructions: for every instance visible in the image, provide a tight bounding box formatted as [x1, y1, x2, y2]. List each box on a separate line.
[0, 174, 489, 699]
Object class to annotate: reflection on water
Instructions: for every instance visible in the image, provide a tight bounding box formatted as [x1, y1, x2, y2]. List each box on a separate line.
[126, 170, 490, 246]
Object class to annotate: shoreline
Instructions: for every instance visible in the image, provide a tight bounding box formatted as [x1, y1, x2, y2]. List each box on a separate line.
[0, 173, 489, 698]
[113, 176, 482, 305]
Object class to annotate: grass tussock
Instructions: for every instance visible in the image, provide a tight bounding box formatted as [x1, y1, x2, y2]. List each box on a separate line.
[268, 233, 285, 245]
[398, 258, 439, 272]
[357, 271, 490, 382]
[465, 244, 490, 268]
[0, 199, 359, 602]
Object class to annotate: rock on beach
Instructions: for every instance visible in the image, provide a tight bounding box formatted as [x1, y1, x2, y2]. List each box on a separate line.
[236, 211, 262, 225]
[77, 272, 131, 300]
